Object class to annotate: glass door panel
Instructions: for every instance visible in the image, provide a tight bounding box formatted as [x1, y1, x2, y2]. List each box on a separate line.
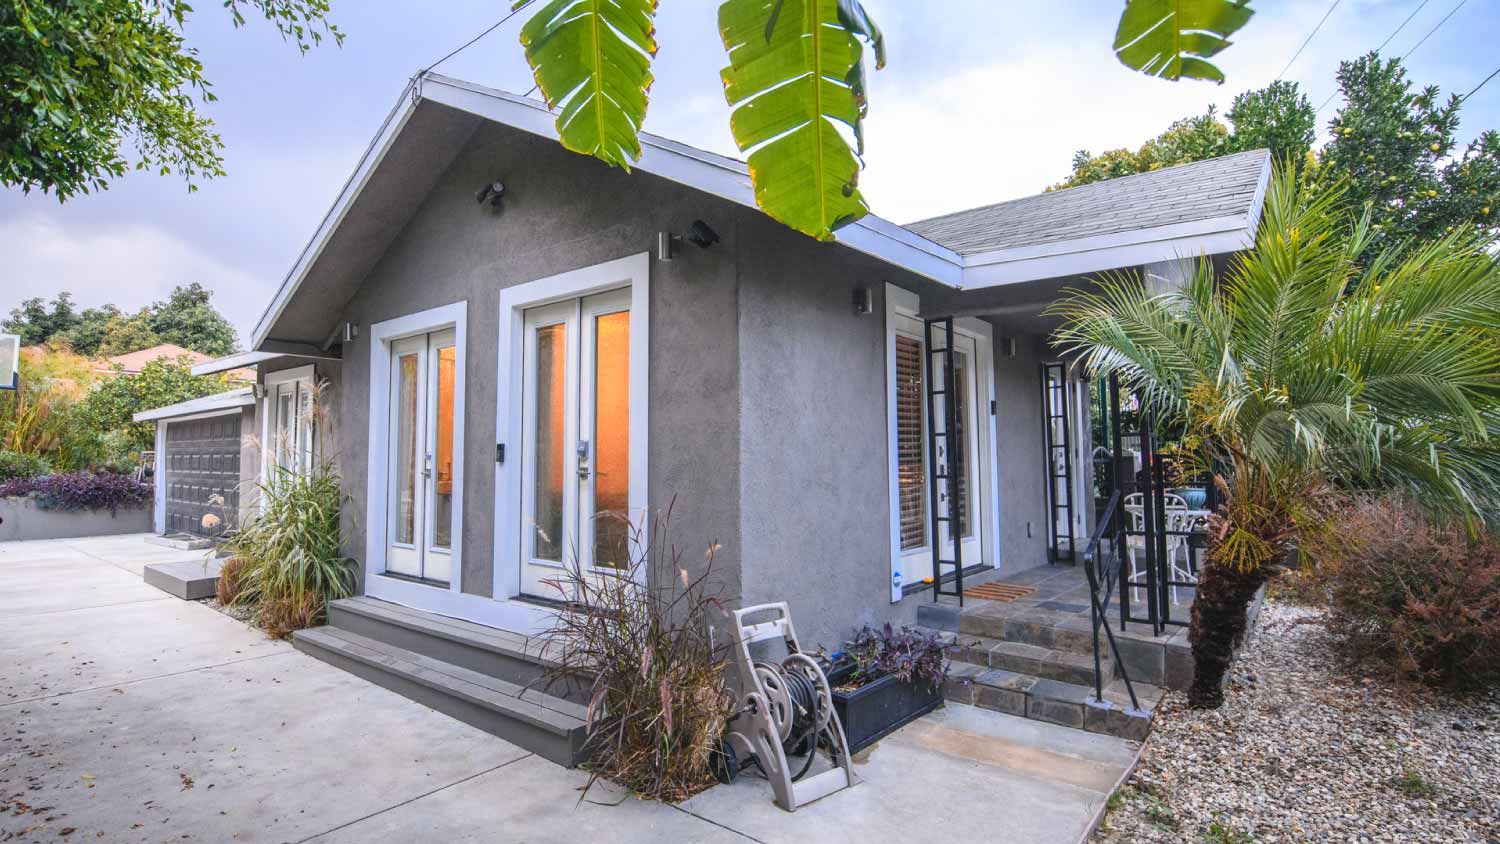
[386, 337, 426, 578]
[519, 289, 633, 599]
[383, 329, 459, 585]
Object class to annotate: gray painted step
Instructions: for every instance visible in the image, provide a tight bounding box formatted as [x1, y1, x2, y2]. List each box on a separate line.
[292, 626, 588, 766]
[325, 597, 586, 703]
[942, 662, 1157, 741]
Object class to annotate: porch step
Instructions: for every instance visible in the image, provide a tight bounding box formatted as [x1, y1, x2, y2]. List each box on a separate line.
[945, 634, 1111, 687]
[942, 662, 1159, 742]
[324, 597, 587, 703]
[292, 626, 589, 766]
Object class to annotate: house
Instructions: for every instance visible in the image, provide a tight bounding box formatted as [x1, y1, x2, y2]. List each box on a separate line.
[169, 73, 1271, 761]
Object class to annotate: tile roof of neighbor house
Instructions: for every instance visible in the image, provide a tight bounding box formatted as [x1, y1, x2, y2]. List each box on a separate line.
[904, 149, 1273, 257]
[103, 343, 209, 373]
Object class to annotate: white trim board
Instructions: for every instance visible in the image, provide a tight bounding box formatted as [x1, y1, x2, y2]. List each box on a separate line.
[494, 252, 650, 602]
[247, 72, 1271, 351]
[364, 301, 468, 603]
[883, 283, 1002, 603]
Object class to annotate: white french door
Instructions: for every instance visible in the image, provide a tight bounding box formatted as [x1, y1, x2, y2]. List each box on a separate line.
[893, 314, 984, 580]
[385, 328, 458, 585]
[519, 288, 633, 598]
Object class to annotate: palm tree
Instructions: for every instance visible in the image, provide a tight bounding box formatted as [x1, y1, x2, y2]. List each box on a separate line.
[1050, 166, 1500, 708]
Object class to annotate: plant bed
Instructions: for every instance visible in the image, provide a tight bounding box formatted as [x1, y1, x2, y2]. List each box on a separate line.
[828, 660, 943, 754]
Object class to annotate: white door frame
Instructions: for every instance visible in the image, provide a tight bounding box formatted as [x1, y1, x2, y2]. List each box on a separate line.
[365, 302, 467, 604]
[884, 283, 1001, 602]
[495, 253, 650, 602]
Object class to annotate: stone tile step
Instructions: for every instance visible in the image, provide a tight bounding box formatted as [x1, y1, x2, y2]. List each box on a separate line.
[292, 626, 588, 766]
[145, 533, 216, 551]
[953, 610, 1099, 655]
[941, 662, 1155, 742]
[935, 630, 1112, 687]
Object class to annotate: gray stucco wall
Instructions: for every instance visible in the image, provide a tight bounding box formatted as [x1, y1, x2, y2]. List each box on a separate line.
[283, 116, 1072, 649]
[330, 123, 743, 604]
[987, 327, 1053, 576]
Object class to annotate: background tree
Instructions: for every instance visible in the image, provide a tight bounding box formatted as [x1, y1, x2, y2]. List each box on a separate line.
[80, 356, 228, 450]
[1055, 81, 1314, 189]
[1225, 79, 1316, 171]
[146, 283, 237, 356]
[60, 305, 123, 356]
[1318, 52, 1500, 250]
[3, 293, 78, 345]
[97, 312, 161, 357]
[0, 0, 340, 200]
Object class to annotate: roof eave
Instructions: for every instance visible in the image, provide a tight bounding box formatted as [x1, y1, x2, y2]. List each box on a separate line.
[133, 388, 256, 423]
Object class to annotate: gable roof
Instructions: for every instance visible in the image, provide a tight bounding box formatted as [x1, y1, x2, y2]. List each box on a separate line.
[249, 73, 1271, 349]
[906, 149, 1271, 256]
[133, 386, 255, 423]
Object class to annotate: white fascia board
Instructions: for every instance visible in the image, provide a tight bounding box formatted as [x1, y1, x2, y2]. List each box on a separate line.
[133, 388, 256, 423]
[418, 75, 965, 287]
[250, 81, 421, 349]
[191, 351, 279, 376]
[959, 216, 1256, 290]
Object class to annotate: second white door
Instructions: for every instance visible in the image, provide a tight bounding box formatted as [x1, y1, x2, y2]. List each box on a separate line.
[519, 289, 633, 598]
[385, 328, 458, 585]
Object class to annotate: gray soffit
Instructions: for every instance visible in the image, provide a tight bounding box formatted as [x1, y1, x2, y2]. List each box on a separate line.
[250, 74, 1272, 348]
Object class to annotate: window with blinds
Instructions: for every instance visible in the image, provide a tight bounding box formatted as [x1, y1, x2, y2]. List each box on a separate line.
[896, 335, 926, 550]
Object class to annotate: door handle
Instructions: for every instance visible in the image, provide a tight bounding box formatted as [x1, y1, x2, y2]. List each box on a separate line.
[422, 454, 433, 478]
[577, 440, 590, 481]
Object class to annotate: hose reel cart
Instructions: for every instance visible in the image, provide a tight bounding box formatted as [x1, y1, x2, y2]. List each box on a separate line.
[711, 602, 855, 812]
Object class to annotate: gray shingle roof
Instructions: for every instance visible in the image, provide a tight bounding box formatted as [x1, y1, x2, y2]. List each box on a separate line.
[904, 149, 1271, 257]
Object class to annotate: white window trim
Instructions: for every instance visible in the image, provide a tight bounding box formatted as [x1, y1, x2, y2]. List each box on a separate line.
[884, 283, 1001, 602]
[494, 252, 650, 602]
[261, 364, 316, 482]
[364, 303, 467, 604]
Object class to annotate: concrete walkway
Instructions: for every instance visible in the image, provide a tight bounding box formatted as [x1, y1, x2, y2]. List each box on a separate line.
[1, 535, 1138, 843]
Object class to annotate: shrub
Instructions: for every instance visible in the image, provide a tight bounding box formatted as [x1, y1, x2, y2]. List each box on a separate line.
[539, 506, 734, 803]
[0, 470, 151, 513]
[215, 555, 249, 605]
[0, 451, 51, 481]
[1324, 496, 1500, 688]
[222, 461, 354, 638]
[847, 623, 950, 691]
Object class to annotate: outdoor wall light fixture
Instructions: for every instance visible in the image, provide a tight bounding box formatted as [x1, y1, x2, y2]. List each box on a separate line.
[657, 219, 721, 261]
[475, 180, 505, 212]
[852, 285, 873, 315]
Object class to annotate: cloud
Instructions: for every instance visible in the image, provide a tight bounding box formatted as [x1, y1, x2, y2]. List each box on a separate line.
[0, 213, 270, 346]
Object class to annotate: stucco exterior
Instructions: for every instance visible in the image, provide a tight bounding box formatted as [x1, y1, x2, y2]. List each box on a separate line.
[253, 116, 1084, 647]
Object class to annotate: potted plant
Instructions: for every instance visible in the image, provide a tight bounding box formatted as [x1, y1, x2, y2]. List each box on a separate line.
[828, 623, 948, 753]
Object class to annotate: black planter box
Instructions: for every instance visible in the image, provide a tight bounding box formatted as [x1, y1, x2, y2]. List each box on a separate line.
[829, 664, 943, 754]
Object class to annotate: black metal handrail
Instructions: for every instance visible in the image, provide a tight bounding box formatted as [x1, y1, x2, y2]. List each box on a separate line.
[1081, 489, 1141, 711]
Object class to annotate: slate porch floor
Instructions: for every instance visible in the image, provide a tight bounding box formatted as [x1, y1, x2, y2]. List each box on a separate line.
[2, 535, 1138, 844]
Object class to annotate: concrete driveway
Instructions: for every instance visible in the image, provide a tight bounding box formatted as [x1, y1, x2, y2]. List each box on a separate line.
[1, 535, 1137, 843]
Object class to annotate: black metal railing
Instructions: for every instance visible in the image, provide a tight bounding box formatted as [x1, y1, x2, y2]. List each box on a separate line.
[1081, 489, 1141, 710]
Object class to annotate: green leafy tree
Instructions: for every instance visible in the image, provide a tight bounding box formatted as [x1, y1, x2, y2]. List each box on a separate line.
[1224, 79, 1315, 169]
[80, 356, 228, 450]
[1318, 53, 1500, 250]
[0, 0, 340, 200]
[3, 293, 79, 345]
[1056, 81, 1314, 190]
[97, 312, 161, 357]
[1051, 169, 1500, 708]
[61, 305, 123, 356]
[146, 283, 237, 356]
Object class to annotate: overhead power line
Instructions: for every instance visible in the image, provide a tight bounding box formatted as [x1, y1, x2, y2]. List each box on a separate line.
[1277, 0, 1342, 80]
[1462, 66, 1500, 102]
[421, 0, 535, 77]
[1316, 0, 1464, 114]
[1402, 0, 1468, 60]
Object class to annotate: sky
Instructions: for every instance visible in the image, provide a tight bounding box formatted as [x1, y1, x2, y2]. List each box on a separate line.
[2, 0, 1498, 347]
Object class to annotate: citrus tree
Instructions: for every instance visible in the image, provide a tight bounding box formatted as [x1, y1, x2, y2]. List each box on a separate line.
[1051, 167, 1500, 707]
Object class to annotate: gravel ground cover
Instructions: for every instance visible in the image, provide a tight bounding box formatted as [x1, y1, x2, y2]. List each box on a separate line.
[1096, 601, 1500, 844]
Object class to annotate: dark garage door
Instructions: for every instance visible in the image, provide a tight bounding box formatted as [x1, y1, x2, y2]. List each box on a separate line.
[165, 415, 242, 538]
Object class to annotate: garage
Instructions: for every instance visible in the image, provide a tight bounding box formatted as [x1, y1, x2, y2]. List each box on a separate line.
[133, 387, 258, 541]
